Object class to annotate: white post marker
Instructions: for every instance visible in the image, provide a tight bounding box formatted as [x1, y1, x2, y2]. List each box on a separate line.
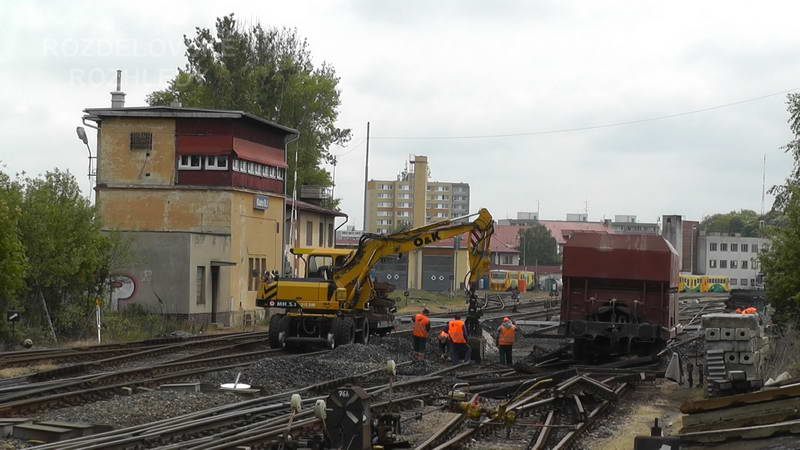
[95, 299, 102, 343]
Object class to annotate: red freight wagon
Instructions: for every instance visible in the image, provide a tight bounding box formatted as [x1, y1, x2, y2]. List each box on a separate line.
[561, 233, 679, 358]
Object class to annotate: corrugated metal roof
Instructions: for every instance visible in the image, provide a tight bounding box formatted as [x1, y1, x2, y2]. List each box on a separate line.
[83, 106, 299, 135]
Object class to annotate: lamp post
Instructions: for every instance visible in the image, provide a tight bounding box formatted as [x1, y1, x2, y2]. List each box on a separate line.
[690, 224, 697, 274]
[76, 126, 96, 204]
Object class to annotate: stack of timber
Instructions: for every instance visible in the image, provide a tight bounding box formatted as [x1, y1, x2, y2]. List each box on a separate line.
[679, 381, 800, 443]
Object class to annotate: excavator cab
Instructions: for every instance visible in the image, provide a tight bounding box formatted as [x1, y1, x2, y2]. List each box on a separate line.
[290, 248, 353, 279]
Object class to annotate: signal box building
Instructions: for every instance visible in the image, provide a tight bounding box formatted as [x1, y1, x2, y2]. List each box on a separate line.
[84, 104, 300, 326]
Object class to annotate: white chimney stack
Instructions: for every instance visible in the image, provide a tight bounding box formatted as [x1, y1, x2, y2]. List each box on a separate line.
[110, 69, 125, 108]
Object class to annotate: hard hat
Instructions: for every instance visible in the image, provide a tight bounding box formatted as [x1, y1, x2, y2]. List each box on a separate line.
[503, 317, 511, 323]
[422, 308, 430, 314]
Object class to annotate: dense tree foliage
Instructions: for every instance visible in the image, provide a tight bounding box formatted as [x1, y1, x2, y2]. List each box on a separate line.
[761, 94, 800, 322]
[0, 168, 130, 343]
[147, 14, 350, 197]
[517, 223, 560, 266]
[700, 209, 762, 237]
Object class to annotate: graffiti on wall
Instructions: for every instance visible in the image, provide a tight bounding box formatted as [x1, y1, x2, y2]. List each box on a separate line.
[110, 274, 136, 309]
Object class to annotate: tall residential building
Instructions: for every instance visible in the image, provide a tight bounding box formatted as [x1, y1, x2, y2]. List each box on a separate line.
[365, 155, 470, 233]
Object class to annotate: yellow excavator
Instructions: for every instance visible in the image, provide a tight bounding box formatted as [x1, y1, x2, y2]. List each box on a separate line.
[257, 208, 494, 349]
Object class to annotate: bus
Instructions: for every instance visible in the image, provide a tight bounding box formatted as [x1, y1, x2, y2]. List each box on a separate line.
[679, 274, 703, 293]
[489, 270, 536, 292]
[702, 276, 731, 293]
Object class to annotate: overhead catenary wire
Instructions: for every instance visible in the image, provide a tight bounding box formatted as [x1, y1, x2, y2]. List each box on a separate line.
[370, 88, 797, 141]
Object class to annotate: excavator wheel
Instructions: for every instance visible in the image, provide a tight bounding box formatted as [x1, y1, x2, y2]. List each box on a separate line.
[332, 317, 355, 347]
[268, 314, 284, 349]
[354, 318, 370, 345]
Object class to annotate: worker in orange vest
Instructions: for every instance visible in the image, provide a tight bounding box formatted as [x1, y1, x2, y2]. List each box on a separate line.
[412, 308, 431, 359]
[496, 317, 517, 365]
[448, 314, 469, 364]
[743, 307, 758, 314]
[437, 330, 450, 361]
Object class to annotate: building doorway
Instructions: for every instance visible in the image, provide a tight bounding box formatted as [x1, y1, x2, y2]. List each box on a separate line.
[211, 266, 219, 323]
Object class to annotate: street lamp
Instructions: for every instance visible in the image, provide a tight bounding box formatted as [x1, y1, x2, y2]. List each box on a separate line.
[76, 126, 96, 203]
[690, 224, 697, 274]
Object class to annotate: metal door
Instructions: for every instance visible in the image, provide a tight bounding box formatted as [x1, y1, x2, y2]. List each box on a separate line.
[422, 254, 454, 291]
[372, 257, 408, 291]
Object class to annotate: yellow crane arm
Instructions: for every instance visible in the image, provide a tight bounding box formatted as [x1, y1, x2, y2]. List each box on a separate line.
[333, 208, 494, 307]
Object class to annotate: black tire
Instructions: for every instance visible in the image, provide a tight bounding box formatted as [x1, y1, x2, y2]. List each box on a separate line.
[354, 319, 370, 345]
[268, 314, 284, 349]
[280, 315, 293, 349]
[332, 317, 355, 347]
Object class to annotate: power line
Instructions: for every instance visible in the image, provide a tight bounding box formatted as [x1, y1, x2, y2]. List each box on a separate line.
[371, 88, 797, 141]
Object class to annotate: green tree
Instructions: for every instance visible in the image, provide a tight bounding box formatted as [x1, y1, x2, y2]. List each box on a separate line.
[517, 224, 560, 266]
[17, 169, 126, 339]
[147, 14, 350, 197]
[700, 210, 762, 237]
[762, 94, 800, 322]
[0, 168, 27, 342]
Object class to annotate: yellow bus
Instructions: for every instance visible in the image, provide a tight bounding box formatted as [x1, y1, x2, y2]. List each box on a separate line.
[679, 274, 703, 293]
[489, 270, 536, 292]
[701, 276, 731, 293]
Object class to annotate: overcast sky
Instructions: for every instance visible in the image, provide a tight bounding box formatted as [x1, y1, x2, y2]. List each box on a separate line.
[2, 0, 797, 228]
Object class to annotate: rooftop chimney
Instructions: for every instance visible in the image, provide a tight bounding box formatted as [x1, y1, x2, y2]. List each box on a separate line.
[110, 69, 126, 108]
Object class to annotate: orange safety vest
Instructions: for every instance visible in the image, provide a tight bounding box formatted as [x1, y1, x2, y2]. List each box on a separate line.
[413, 314, 431, 338]
[448, 320, 467, 344]
[498, 324, 516, 346]
[438, 330, 449, 343]
[743, 307, 758, 314]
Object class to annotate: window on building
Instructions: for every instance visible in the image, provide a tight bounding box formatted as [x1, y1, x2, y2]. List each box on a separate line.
[730, 260, 738, 269]
[731, 279, 738, 286]
[205, 155, 229, 170]
[720, 260, 727, 268]
[378, 202, 392, 208]
[318, 222, 324, 246]
[378, 193, 392, 199]
[731, 243, 738, 252]
[306, 221, 313, 246]
[328, 223, 334, 247]
[232, 159, 241, 172]
[196, 266, 206, 304]
[709, 242, 717, 251]
[399, 193, 412, 199]
[709, 259, 717, 268]
[752, 244, 758, 253]
[752, 260, 759, 270]
[751, 278, 756, 286]
[130, 131, 153, 151]
[377, 228, 388, 234]
[720, 243, 728, 251]
[278, 168, 286, 180]
[397, 211, 410, 217]
[268, 166, 276, 178]
[426, 186, 432, 191]
[400, 184, 410, 190]
[741, 278, 748, 286]
[741, 243, 748, 252]
[742, 260, 748, 269]
[378, 211, 392, 217]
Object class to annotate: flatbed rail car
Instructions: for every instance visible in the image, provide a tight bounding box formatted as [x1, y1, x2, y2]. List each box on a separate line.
[561, 233, 679, 358]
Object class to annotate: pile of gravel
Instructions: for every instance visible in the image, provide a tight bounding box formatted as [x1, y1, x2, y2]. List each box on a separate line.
[36, 390, 240, 428]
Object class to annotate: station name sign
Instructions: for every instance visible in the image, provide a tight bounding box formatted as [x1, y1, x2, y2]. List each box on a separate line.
[254, 195, 269, 210]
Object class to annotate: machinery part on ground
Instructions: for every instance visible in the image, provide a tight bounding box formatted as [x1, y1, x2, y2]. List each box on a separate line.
[256, 209, 495, 349]
[332, 317, 355, 347]
[325, 385, 372, 450]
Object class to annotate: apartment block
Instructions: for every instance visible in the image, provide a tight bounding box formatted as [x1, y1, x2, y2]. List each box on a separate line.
[365, 155, 470, 233]
[695, 232, 769, 289]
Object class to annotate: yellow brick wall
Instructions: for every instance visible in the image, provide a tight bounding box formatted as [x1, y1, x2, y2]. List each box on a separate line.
[97, 117, 176, 186]
[229, 191, 284, 311]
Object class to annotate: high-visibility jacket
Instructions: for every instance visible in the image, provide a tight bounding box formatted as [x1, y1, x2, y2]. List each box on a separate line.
[438, 330, 449, 343]
[413, 314, 431, 338]
[743, 307, 758, 314]
[498, 323, 517, 346]
[448, 320, 467, 344]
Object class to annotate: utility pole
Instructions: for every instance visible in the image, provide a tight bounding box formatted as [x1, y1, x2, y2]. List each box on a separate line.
[331, 156, 337, 203]
[363, 122, 370, 231]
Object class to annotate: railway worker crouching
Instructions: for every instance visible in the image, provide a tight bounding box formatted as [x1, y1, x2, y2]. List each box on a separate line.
[496, 317, 517, 366]
[448, 314, 469, 364]
[437, 329, 450, 361]
[412, 308, 431, 359]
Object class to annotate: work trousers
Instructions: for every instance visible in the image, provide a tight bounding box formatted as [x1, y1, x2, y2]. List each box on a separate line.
[452, 342, 470, 364]
[412, 336, 427, 353]
[499, 345, 513, 366]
